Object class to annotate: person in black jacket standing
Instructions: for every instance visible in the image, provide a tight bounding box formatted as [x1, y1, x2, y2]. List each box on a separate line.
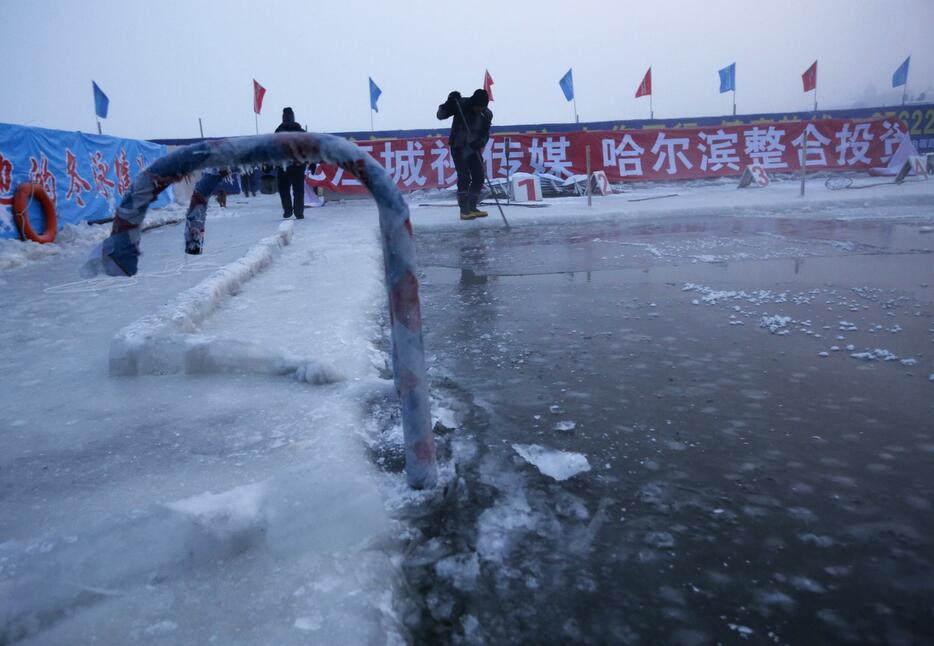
[274, 107, 312, 219]
[437, 89, 492, 220]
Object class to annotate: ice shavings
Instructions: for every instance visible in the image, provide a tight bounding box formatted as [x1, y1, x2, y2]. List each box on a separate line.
[759, 315, 792, 334]
[728, 623, 754, 639]
[512, 444, 591, 481]
[684, 283, 790, 306]
[850, 348, 899, 362]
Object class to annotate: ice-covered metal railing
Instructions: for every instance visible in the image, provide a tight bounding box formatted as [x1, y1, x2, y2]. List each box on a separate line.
[184, 171, 224, 254]
[82, 133, 437, 489]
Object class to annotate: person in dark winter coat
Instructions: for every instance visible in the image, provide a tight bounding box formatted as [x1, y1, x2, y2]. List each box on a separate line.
[437, 89, 492, 219]
[274, 107, 314, 219]
[239, 168, 258, 197]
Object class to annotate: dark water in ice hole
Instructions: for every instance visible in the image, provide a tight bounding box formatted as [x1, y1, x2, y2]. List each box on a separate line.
[375, 215, 934, 644]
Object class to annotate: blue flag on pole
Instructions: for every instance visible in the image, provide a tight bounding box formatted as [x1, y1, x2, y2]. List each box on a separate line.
[92, 81, 109, 119]
[368, 77, 382, 112]
[892, 56, 910, 88]
[718, 63, 736, 93]
[559, 68, 574, 101]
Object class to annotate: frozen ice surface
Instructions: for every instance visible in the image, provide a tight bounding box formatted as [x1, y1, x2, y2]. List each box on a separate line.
[434, 552, 481, 591]
[0, 205, 185, 271]
[408, 176, 934, 644]
[0, 195, 404, 644]
[4, 174, 934, 643]
[512, 443, 592, 481]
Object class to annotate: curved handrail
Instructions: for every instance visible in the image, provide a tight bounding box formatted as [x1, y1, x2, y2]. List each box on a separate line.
[83, 133, 437, 489]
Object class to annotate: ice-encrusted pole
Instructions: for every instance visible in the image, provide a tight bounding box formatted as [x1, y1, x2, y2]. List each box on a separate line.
[82, 133, 437, 489]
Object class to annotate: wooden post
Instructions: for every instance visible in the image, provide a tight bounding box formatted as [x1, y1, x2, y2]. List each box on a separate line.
[799, 145, 806, 197]
[585, 144, 593, 207]
[504, 136, 511, 204]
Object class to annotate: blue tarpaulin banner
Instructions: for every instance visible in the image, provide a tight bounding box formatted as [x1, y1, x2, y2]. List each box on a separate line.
[0, 123, 172, 240]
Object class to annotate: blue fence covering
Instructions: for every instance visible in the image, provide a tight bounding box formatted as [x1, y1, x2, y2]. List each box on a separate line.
[151, 103, 934, 155]
[0, 123, 172, 240]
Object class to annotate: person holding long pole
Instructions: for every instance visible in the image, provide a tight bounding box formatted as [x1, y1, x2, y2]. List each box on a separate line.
[436, 89, 493, 220]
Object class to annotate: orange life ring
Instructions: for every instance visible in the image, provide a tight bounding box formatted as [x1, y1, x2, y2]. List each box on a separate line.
[13, 182, 57, 244]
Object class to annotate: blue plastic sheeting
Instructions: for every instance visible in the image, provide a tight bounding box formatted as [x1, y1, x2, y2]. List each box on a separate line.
[0, 123, 172, 239]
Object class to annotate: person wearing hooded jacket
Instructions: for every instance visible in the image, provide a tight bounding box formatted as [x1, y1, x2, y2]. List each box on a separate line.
[437, 89, 492, 220]
[274, 107, 313, 219]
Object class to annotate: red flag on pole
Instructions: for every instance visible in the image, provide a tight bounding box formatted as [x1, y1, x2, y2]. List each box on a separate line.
[483, 69, 494, 102]
[801, 61, 817, 92]
[635, 67, 652, 98]
[253, 79, 267, 115]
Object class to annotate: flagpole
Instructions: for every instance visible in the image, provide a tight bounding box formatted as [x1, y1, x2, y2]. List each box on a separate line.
[198, 117, 204, 139]
[573, 96, 579, 124]
[733, 88, 736, 116]
[254, 113, 258, 135]
[370, 109, 374, 133]
[649, 93, 653, 120]
[97, 118, 102, 135]
[813, 86, 818, 114]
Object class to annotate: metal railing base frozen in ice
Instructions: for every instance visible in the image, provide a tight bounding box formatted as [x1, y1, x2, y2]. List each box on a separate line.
[82, 133, 437, 489]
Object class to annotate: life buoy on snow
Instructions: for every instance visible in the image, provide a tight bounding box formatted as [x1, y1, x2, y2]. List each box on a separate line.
[13, 182, 57, 244]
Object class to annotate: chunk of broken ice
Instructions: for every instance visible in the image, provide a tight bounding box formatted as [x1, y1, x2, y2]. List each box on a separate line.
[512, 444, 591, 481]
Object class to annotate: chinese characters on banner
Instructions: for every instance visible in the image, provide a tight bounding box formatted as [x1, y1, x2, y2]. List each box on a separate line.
[308, 117, 908, 194]
[0, 123, 170, 238]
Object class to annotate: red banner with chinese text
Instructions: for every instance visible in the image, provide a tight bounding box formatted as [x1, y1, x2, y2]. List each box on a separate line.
[307, 117, 909, 194]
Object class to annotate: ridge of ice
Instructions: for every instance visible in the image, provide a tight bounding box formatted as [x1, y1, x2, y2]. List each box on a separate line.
[110, 221, 294, 375]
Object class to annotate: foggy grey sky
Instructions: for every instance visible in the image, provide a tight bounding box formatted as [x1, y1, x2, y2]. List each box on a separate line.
[1, 0, 931, 140]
